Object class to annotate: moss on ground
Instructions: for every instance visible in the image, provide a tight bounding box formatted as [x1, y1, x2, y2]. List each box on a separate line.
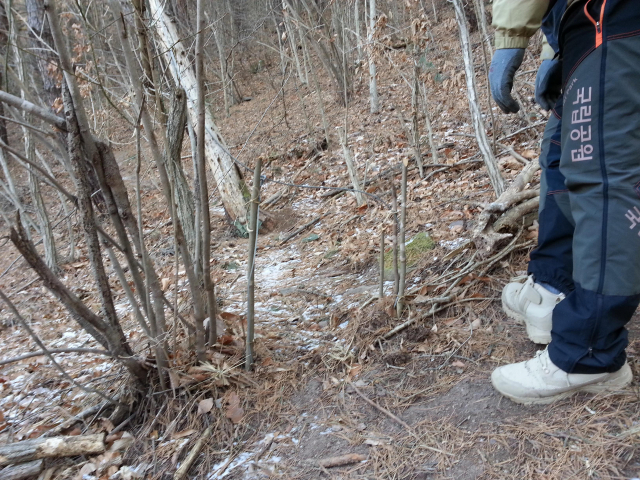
[382, 232, 435, 279]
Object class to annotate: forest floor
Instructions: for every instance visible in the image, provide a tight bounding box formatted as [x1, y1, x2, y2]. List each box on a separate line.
[1, 4, 640, 479]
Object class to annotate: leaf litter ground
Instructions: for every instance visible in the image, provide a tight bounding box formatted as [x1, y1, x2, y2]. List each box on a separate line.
[1, 8, 640, 479]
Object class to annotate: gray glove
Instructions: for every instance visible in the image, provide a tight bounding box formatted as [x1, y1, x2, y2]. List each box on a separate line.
[535, 59, 562, 111]
[489, 48, 525, 114]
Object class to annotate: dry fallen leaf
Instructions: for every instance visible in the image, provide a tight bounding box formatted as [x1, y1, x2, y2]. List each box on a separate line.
[224, 392, 244, 424]
[80, 463, 97, 476]
[99, 417, 115, 433]
[198, 398, 214, 415]
[348, 364, 362, 380]
[451, 360, 465, 368]
[172, 429, 197, 439]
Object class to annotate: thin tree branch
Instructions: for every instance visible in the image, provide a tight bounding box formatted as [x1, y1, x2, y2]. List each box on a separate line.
[0, 348, 112, 366]
[0, 289, 119, 404]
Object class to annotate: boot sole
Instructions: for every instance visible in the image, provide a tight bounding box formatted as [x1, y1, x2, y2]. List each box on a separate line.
[501, 297, 552, 345]
[492, 364, 633, 405]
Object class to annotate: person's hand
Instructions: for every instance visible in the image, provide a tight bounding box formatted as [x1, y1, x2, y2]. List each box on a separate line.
[489, 48, 525, 114]
[535, 59, 562, 111]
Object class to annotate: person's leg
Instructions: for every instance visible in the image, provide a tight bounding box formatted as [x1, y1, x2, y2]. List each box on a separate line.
[549, 0, 640, 374]
[492, 0, 640, 403]
[501, 99, 574, 344]
[528, 101, 575, 296]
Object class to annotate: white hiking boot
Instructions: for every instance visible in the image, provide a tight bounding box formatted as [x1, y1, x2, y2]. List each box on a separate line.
[502, 275, 564, 344]
[491, 348, 633, 405]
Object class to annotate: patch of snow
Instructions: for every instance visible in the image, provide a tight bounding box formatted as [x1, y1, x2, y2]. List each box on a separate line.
[440, 238, 470, 250]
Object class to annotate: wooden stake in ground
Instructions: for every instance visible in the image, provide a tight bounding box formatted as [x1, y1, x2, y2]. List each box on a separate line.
[391, 181, 400, 297]
[246, 159, 263, 371]
[452, 0, 504, 197]
[396, 160, 408, 317]
[379, 230, 385, 299]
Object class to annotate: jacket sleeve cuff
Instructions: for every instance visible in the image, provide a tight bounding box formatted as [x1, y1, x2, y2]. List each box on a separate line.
[495, 34, 530, 50]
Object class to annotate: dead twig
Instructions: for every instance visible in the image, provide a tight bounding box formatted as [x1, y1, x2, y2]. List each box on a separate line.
[316, 453, 367, 468]
[0, 348, 112, 366]
[347, 381, 412, 431]
[279, 214, 325, 245]
[173, 425, 213, 480]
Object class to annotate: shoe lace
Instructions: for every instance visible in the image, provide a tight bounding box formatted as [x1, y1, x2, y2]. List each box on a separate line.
[532, 349, 552, 376]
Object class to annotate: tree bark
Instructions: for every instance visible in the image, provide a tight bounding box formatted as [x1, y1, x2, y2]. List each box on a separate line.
[0, 90, 66, 132]
[0, 460, 43, 480]
[147, 0, 248, 225]
[164, 89, 196, 259]
[25, 0, 60, 109]
[0, 435, 104, 467]
[368, 0, 380, 113]
[338, 127, 365, 206]
[195, 0, 216, 358]
[452, 0, 504, 196]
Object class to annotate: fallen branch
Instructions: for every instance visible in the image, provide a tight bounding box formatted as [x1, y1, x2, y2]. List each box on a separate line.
[497, 143, 530, 165]
[381, 235, 531, 340]
[0, 434, 105, 467]
[45, 402, 109, 437]
[348, 381, 411, 431]
[0, 460, 43, 480]
[498, 120, 546, 142]
[279, 214, 325, 245]
[317, 454, 367, 468]
[473, 159, 540, 255]
[173, 425, 213, 480]
[493, 197, 540, 231]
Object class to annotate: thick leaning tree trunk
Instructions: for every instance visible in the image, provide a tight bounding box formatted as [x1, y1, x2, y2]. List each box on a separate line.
[147, 0, 248, 225]
[452, 0, 504, 197]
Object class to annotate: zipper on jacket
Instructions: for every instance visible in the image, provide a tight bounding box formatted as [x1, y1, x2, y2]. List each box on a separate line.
[584, 0, 607, 48]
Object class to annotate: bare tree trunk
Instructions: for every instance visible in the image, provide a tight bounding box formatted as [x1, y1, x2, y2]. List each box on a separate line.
[25, 0, 60, 109]
[354, 0, 363, 64]
[147, 0, 248, 225]
[410, 62, 424, 177]
[452, 0, 504, 197]
[195, 0, 216, 359]
[164, 89, 196, 259]
[283, 1, 305, 85]
[419, 81, 439, 164]
[396, 161, 407, 316]
[130, 0, 156, 103]
[0, 2, 7, 146]
[10, 8, 58, 271]
[338, 127, 365, 206]
[213, 23, 231, 118]
[245, 159, 262, 371]
[60, 85, 147, 384]
[367, 0, 379, 113]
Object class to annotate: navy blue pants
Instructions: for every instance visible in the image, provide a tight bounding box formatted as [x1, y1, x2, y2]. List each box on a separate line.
[529, 0, 640, 374]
